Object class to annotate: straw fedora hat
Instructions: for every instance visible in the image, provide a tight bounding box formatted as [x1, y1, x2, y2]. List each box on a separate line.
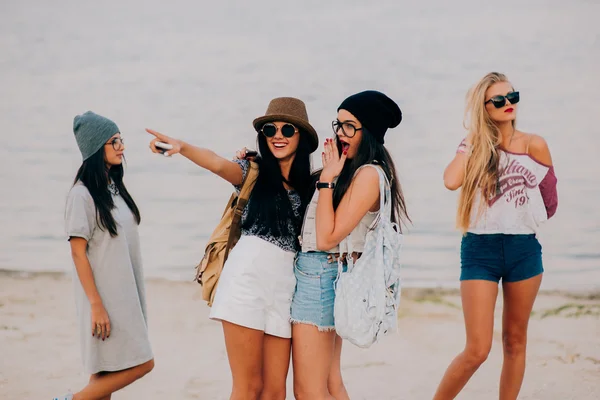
[253, 97, 319, 153]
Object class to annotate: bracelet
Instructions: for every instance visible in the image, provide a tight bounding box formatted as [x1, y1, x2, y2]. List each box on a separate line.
[316, 181, 335, 190]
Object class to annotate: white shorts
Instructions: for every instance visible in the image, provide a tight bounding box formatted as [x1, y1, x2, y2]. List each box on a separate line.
[209, 235, 296, 338]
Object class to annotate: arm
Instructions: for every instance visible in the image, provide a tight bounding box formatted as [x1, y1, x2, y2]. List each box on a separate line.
[316, 167, 380, 251]
[65, 187, 111, 340]
[146, 128, 243, 186]
[70, 238, 102, 307]
[529, 135, 558, 218]
[443, 136, 472, 191]
[179, 141, 244, 185]
[528, 134, 553, 166]
[70, 237, 110, 339]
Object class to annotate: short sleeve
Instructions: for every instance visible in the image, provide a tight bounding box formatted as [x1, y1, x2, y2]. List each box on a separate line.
[65, 184, 96, 241]
[232, 159, 250, 193]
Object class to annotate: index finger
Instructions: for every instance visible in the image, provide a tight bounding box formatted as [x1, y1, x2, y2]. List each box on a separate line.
[146, 128, 165, 140]
[327, 140, 339, 160]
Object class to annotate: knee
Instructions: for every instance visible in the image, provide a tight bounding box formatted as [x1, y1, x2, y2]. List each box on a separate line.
[294, 392, 330, 400]
[503, 330, 527, 357]
[233, 377, 263, 400]
[261, 383, 286, 400]
[136, 359, 154, 379]
[293, 386, 308, 400]
[464, 343, 491, 368]
[327, 374, 347, 398]
[146, 359, 155, 372]
[260, 390, 286, 400]
[294, 383, 330, 400]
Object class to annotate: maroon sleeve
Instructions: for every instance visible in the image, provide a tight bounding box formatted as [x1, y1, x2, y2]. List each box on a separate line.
[539, 166, 558, 219]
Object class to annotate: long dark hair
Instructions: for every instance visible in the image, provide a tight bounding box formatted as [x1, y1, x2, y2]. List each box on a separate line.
[242, 129, 313, 237]
[333, 129, 410, 230]
[73, 147, 141, 237]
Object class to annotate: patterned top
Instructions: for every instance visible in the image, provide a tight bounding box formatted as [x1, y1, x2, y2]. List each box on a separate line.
[108, 182, 119, 196]
[468, 148, 558, 234]
[234, 159, 302, 252]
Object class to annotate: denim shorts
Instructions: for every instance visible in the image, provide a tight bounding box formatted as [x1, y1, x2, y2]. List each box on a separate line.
[460, 233, 544, 283]
[290, 252, 346, 331]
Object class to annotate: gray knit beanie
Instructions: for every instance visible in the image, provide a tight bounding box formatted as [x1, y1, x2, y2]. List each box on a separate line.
[73, 111, 120, 160]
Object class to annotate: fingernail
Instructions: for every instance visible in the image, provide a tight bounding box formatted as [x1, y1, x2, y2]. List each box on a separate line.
[343, 150, 348, 155]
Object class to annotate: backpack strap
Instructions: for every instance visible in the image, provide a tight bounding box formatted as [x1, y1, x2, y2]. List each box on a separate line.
[235, 161, 259, 219]
[224, 161, 259, 259]
[339, 164, 390, 273]
[354, 164, 391, 229]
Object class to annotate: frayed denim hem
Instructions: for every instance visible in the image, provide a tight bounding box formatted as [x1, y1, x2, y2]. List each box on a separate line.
[290, 318, 336, 332]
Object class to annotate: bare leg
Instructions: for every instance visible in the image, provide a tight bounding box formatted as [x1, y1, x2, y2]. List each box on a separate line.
[222, 321, 265, 400]
[292, 324, 336, 400]
[88, 373, 111, 400]
[327, 334, 349, 400]
[260, 334, 291, 400]
[499, 274, 542, 400]
[72, 359, 154, 400]
[432, 280, 498, 400]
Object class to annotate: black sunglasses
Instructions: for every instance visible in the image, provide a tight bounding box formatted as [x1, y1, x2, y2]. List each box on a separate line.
[485, 91, 520, 108]
[261, 123, 297, 138]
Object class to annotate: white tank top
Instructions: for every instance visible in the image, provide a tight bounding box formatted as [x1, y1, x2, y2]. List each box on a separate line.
[299, 165, 380, 253]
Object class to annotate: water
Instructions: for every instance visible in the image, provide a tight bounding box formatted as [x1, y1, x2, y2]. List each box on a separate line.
[1, 0, 599, 290]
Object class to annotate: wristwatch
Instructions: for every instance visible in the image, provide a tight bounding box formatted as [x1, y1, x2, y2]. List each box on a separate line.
[316, 181, 335, 190]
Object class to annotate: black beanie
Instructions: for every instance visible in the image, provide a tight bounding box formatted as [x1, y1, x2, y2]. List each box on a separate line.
[337, 90, 402, 144]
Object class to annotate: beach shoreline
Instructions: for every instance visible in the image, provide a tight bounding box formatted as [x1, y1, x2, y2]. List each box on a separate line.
[1, 270, 599, 399]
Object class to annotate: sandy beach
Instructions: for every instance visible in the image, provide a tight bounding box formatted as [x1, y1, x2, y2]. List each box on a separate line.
[1, 270, 598, 399]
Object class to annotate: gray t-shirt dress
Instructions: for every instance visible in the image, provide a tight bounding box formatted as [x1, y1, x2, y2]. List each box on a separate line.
[65, 182, 153, 374]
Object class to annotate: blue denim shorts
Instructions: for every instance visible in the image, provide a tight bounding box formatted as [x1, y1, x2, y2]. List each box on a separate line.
[460, 233, 544, 283]
[290, 252, 346, 331]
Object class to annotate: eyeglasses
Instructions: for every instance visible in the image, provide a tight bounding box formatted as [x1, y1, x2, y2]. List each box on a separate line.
[485, 91, 520, 109]
[332, 120, 362, 138]
[105, 137, 124, 150]
[261, 123, 298, 138]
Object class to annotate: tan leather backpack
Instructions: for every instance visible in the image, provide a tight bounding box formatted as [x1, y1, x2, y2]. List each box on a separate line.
[195, 161, 259, 306]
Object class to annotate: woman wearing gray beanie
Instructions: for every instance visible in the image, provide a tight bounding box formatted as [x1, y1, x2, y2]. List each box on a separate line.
[54, 111, 154, 400]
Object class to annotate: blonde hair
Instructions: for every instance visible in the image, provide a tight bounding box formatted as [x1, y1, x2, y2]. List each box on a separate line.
[457, 72, 516, 232]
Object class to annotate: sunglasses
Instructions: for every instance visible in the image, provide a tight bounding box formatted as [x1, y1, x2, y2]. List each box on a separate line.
[261, 123, 297, 138]
[485, 91, 520, 108]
